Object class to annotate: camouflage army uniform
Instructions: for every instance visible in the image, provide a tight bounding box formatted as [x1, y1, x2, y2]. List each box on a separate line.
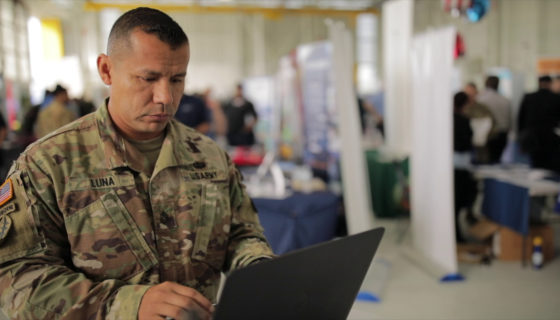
[0, 102, 273, 319]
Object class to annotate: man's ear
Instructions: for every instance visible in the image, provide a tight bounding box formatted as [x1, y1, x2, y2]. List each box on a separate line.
[97, 54, 112, 85]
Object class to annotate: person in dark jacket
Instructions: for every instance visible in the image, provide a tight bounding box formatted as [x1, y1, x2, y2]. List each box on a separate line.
[518, 75, 560, 173]
[223, 84, 258, 146]
[453, 91, 477, 242]
[454, 92, 473, 153]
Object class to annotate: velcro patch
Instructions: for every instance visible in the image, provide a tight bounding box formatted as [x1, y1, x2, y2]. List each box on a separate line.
[0, 215, 12, 244]
[0, 179, 13, 206]
[0, 202, 16, 216]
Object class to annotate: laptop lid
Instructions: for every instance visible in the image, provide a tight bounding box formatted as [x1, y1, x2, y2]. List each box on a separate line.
[213, 227, 385, 320]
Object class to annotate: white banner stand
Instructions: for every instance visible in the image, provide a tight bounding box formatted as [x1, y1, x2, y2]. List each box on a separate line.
[383, 0, 413, 156]
[328, 20, 381, 301]
[410, 26, 463, 282]
[328, 20, 375, 235]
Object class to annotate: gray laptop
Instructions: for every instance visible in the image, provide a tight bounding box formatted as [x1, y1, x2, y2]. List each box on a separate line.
[213, 227, 385, 320]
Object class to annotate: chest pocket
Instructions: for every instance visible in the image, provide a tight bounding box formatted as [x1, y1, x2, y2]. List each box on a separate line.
[191, 183, 229, 271]
[65, 190, 157, 282]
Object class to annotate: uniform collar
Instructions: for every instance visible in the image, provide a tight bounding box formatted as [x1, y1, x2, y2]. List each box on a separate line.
[95, 100, 129, 170]
[152, 117, 210, 177]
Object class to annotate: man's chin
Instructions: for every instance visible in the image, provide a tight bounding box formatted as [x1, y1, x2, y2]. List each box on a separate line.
[134, 125, 167, 139]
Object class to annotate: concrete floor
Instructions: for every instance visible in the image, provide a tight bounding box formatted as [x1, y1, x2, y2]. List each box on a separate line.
[349, 219, 560, 320]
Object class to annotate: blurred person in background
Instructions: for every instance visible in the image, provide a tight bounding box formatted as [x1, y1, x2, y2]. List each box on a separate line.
[0, 112, 6, 146]
[551, 75, 560, 94]
[477, 75, 511, 163]
[357, 96, 384, 136]
[453, 91, 474, 165]
[202, 87, 228, 141]
[75, 97, 97, 117]
[517, 75, 560, 173]
[223, 83, 258, 146]
[453, 91, 477, 242]
[175, 92, 211, 134]
[463, 82, 495, 164]
[0, 112, 7, 179]
[39, 88, 55, 109]
[0, 111, 6, 155]
[34, 84, 76, 138]
[0, 7, 272, 320]
[18, 89, 51, 147]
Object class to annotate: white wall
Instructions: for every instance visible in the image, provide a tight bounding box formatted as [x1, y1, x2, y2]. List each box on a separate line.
[174, 12, 352, 99]
[63, 9, 352, 103]
[22, 1, 560, 104]
[172, 13, 247, 99]
[413, 0, 560, 91]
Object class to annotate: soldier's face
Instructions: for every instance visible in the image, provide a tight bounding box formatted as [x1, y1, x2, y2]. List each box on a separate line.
[98, 29, 189, 140]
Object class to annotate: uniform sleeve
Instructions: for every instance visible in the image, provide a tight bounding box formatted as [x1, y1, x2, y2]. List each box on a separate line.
[224, 156, 274, 271]
[0, 162, 150, 320]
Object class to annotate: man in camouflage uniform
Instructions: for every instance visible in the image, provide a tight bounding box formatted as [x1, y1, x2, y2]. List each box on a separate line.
[0, 7, 273, 320]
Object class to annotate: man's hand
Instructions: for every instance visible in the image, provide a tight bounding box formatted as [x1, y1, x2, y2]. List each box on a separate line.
[138, 281, 214, 320]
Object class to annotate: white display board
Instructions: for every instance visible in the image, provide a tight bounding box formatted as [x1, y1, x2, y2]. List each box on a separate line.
[328, 21, 375, 235]
[243, 76, 276, 153]
[410, 26, 460, 279]
[382, 0, 413, 156]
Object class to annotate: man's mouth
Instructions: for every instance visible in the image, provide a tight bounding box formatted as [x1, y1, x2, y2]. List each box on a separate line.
[145, 114, 170, 121]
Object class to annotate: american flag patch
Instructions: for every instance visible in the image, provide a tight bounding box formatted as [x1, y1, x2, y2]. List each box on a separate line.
[0, 179, 13, 206]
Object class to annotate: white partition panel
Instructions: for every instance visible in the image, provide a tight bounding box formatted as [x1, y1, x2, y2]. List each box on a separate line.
[329, 21, 374, 235]
[410, 26, 459, 278]
[382, 0, 413, 155]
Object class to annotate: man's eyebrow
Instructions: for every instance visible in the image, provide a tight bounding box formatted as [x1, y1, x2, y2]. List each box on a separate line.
[139, 70, 186, 78]
[137, 70, 161, 77]
[173, 72, 187, 78]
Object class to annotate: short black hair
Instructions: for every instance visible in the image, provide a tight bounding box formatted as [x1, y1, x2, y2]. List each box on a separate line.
[53, 84, 67, 95]
[538, 75, 552, 84]
[485, 75, 500, 90]
[454, 91, 468, 111]
[107, 7, 188, 55]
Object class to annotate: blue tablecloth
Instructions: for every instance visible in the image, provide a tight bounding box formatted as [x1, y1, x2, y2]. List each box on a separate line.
[482, 178, 530, 235]
[253, 191, 340, 254]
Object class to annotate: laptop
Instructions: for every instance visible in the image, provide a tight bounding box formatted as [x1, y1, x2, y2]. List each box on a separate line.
[213, 227, 385, 320]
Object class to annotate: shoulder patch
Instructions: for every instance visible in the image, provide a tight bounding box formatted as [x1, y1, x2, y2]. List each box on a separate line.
[0, 215, 12, 244]
[0, 178, 14, 206]
[0, 202, 17, 216]
[0, 174, 45, 261]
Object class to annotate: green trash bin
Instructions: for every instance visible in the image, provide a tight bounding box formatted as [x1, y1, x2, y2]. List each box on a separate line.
[365, 150, 409, 218]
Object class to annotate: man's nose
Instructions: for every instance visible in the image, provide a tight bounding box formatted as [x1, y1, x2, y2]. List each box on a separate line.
[153, 80, 173, 106]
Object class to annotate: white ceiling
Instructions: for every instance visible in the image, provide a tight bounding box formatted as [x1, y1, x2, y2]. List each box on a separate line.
[25, 0, 387, 18]
[89, 0, 386, 10]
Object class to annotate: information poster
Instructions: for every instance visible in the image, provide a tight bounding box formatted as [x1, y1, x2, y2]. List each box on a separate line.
[296, 41, 339, 180]
[243, 76, 275, 153]
[276, 53, 304, 160]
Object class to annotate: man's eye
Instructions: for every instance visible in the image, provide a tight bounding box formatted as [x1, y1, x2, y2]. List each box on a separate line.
[172, 78, 184, 83]
[140, 77, 156, 82]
